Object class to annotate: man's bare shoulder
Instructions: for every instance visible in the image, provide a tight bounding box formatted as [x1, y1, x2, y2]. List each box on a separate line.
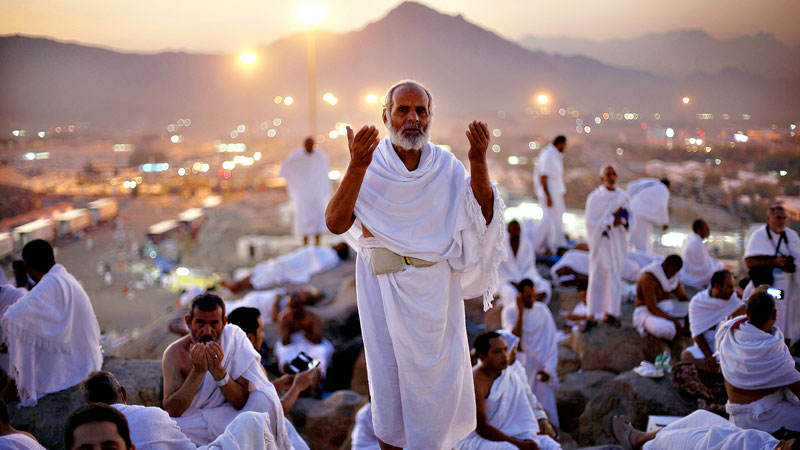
[472, 367, 493, 398]
[163, 335, 191, 362]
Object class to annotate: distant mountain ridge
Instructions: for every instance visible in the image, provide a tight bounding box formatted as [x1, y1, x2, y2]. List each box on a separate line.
[518, 29, 800, 81]
[0, 2, 797, 132]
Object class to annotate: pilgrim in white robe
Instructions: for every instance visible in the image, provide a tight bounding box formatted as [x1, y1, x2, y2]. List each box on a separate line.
[250, 246, 340, 290]
[0, 264, 102, 407]
[742, 225, 800, 344]
[716, 316, 800, 432]
[341, 138, 506, 449]
[641, 409, 780, 450]
[274, 332, 334, 377]
[550, 249, 643, 286]
[113, 403, 196, 449]
[172, 325, 292, 449]
[351, 402, 381, 450]
[685, 289, 742, 359]
[680, 233, 726, 289]
[627, 178, 670, 253]
[585, 185, 632, 320]
[495, 330, 551, 425]
[226, 289, 285, 324]
[0, 434, 46, 450]
[455, 367, 561, 450]
[533, 144, 567, 254]
[501, 302, 560, 427]
[280, 148, 331, 237]
[498, 232, 552, 306]
[633, 261, 683, 340]
[0, 284, 26, 343]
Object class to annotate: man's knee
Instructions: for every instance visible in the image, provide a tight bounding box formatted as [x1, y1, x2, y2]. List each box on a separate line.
[242, 389, 273, 413]
[647, 318, 676, 340]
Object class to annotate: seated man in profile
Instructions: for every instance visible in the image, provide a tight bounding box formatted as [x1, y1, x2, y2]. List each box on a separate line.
[276, 292, 333, 380]
[161, 293, 293, 448]
[64, 404, 134, 450]
[0, 400, 44, 449]
[717, 291, 800, 433]
[498, 220, 552, 307]
[456, 331, 560, 450]
[222, 243, 349, 294]
[0, 239, 102, 406]
[632, 254, 691, 341]
[679, 219, 726, 289]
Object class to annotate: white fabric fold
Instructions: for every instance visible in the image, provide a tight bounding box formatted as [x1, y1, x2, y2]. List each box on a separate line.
[344, 138, 505, 449]
[716, 317, 800, 390]
[351, 402, 381, 450]
[0, 434, 46, 450]
[279, 148, 331, 236]
[204, 411, 278, 450]
[1, 264, 102, 406]
[680, 233, 725, 288]
[250, 246, 339, 290]
[627, 178, 670, 226]
[225, 289, 284, 325]
[642, 409, 779, 450]
[640, 261, 679, 293]
[688, 289, 742, 338]
[113, 403, 196, 449]
[173, 325, 291, 449]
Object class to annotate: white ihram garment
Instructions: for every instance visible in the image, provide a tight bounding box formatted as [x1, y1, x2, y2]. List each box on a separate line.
[351, 402, 381, 450]
[342, 138, 506, 449]
[680, 233, 726, 288]
[633, 261, 681, 340]
[585, 186, 632, 319]
[627, 178, 669, 252]
[498, 233, 552, 306]
[0, 434, 46, 450]
[113, 403, 196, 449]
[172, 326, 292, 449]
[685, 289, 742, 359]
[274, 332, 334, 376]
[501, 302, 560, 427]
[533, 144, 566, 254]
[716, 317, 800, 432]
[0, 284, 26, 343]
[0, 264, 102, 407]
[455, 367, 561, 450]
[280, 148, 331, 237]
[642, 409, 779, 450]
[226, 289, 285, 324]
[743, 225, 800, 344]
[250, 246, 339, 290]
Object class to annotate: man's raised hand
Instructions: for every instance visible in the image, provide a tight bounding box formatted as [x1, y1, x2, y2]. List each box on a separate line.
[466, 120, 490, 163]
[189, 343, 208, 374]
[347, 125, 380, 170]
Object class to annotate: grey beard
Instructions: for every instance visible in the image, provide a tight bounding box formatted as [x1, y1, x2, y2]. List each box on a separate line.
[386, 122, 430, 150]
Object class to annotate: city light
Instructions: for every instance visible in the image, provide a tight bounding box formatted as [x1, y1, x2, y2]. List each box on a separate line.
[682, 97, 691, 104]
[283, 96, 294, 105]
[239, 52, 257, 65]
[296, 1, 326, 28]
[666, 128, 675, 138]
[328, 170, 342, 180]
[507, 156, 520, 165]
[365, 94, 378, 104]
[274, 96, 283, 104]
[253, 152, 262, 161]
[323, 93, 339, 105]
[536, 94, 549, 105]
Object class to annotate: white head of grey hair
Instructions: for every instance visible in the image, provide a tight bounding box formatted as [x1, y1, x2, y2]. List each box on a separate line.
[382, 80, 435, 117]
[599, 162, 617, 178]
[383, 80, 434, 150]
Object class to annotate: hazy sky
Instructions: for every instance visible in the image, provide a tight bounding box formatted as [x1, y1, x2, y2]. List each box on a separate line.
[1, 0, 798, 53]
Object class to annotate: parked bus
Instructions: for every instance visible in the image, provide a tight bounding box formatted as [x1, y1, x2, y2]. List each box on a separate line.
[54, 209, 92, 237]
[177, 208, 205, 239]
[12, 219, 55, 247]
[88, 198, 119, 224]
[146, 219, 181, 244]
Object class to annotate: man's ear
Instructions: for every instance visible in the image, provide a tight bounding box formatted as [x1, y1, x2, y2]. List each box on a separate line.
[121, 386, 128, 404]
[246, 333, 256, 348]
[381, 108, 387, 124]
[184, 315, 191, 328]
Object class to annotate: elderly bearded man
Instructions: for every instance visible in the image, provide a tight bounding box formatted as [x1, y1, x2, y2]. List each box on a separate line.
[325, 80, 505, 449]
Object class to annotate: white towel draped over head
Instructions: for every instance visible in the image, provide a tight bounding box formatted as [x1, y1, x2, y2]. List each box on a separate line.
[716, 317, 800, 390]
[640, 260, 679, 293]
[1, 264, 102, 406]
[627, 178, 670, 226]
[689, 289, 742, 338]
[585, 185, 631, 273]
[345, 137, 506, 309]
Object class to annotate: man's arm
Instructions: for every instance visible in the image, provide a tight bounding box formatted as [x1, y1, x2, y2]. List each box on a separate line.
[642, 277, 680, 330]
[466, 121, 494, 224]
[474, 376, 535, 448]
[673, 283, 690, 302]
[205, 342, 250, 410]
[162, 344, 207, 417]
[278, 312, 293, 346]
[325, 126, 380, 234]
[745, 255, 787, 269]
[694, 334, 714, 360]
[539, 175, 552, 207]
[280, 367, 317, 413]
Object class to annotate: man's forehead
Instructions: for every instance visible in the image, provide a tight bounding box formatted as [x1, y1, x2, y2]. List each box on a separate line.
[391, 85, 429, 106]
[489, 336, 508, 349]
[192, 308, 224, 320]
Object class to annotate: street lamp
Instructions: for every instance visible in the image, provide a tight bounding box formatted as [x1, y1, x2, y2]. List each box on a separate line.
[297, 2, 326, 137]
[239, 52, 257, 65]
[536, 94, 549, 105]
[682, 97, 691, 105]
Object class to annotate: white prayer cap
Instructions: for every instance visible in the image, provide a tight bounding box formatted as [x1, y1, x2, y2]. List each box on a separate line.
[496, 329, 519, 352]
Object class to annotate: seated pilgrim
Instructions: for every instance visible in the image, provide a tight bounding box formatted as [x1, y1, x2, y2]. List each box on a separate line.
[0, 400, 45, 449]
[717, 290, 800, 434]
[64, 404, 135, 450]
[227, 306, 313, 450]
[550, 248, 643, 287]
[0, 239, 102, 407]
[612, 409, 796, 450]
[679, 219, 726, 289]
[561, 280, 591, 331]
[161, 293, 294, 448]
[276, 292, 333, 380]
[498, 220, 552, 307]
[633, 255, 690, 341]
[501, 279, 560, 428]
[225, 287, 322, 326]
[456, 331, 561, 450]
[222, 243, 349, 294]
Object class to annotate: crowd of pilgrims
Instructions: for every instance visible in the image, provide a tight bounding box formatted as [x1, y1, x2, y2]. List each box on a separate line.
[1, 89, 799, 448]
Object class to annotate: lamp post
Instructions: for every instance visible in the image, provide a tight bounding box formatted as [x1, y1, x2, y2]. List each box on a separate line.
[297, 2, 326, 138]
[238, 52, 258, 135]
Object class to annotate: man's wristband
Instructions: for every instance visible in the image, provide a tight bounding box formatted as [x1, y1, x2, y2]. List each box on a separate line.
[215, 372, 230, 387]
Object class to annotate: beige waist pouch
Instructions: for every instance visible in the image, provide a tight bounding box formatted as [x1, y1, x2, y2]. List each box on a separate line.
[370, 248, 436, 275]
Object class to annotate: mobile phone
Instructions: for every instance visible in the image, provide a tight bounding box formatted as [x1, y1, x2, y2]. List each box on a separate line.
[308, 360, 321, 370]
[767, 287, 784, 300]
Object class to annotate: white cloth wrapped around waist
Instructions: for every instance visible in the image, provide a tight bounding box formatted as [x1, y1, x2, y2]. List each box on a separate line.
[715, 317, 800, 390]
[585, 185, 632, 273]
[633, 300, 674, 335]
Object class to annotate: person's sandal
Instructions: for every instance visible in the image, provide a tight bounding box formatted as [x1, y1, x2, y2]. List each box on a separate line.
[612, 415, 633, 450]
